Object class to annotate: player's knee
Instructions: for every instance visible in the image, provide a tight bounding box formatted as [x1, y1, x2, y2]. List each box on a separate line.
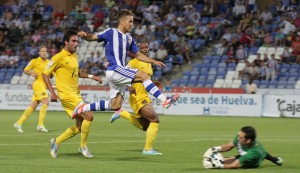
[84, 112, 94, 121]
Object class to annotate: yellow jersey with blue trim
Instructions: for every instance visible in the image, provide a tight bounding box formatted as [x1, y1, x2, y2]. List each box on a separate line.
[25, 57, 50, 87]
[43, 49, 80, 99]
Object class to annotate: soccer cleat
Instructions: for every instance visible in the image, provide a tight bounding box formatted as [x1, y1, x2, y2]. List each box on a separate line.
[71, 102, 85, 119]
[142, 149, 162, 155]
[79, 146, 94, 158]
[110, 108, 122, 123]
[13, 122, 24, 133]
[275, 157, 283, 166]
[49, 138, 58, 158]
[36, 125, 48, 132]
[162, 93, 180, 109]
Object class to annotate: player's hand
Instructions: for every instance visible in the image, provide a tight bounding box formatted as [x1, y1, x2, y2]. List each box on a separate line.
[203, 147, 218, 158]
[93, 76, 102, 84]
[77, 31, 87, 37]
[32, 73, 38, 79]
[152, 60, 166, 67]
[128, 86, 136, 95]
[50, 92, 59, 102]
[104, 61, 110, 69]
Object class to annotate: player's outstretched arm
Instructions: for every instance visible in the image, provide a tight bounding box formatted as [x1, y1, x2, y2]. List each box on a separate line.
[78, 72, 102, 83]
[77, 31, 98, 41]
[135, 51, 166, 67]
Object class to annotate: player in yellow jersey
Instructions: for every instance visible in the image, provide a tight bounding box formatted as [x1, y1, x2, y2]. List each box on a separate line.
[14, 45, 50, 133]
[110, 41, 163, 155]
[42, 30, 102, 158]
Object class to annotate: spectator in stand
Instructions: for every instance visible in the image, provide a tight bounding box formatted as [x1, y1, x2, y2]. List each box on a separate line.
[226, 45, 236, 64]
[263, 32, 273, 47]
[54, 9, 65, 20]
[90, 63, 103, 76]
[149, 35, 159, 51]
[31, 8, 42, 29]
[222, 28, 233, 42]
[20, 16, 31, 33]
[169, 28, 179, 43]
[247, 0, 256, 13]
[7, 22, 22, 46]
[291, 36, 300, 64]
[0, 50, 9, 68]
[239, 61, 257, 79]
[281, 17, 296, 36]
[260, 7, 272, 23]
[186, 21, 196, 39]
[266, 54, 279, 81]
[293, 13, 300, 28]
[163, 36, 176, 55]
[215, 39, 228, 56]
[257, 61, 268, 81]
[274, 28, 285, 47]
[238, 12, 251, 31]
[233, 1, 246, 22]
[235, 44, 247, 63]
[12, 14, 22, 28]
[253, 53, 262, 67]
[31, 30, 42, 43]
[280, 47, 292, 63]
[0, 25, 7, 49]
[105, 0, 116, 10]
[8, 50, 19, 68]
[134, 23, 146, 41]
[245, 77, 257, 94]
[240, 28, 253, 47]
[156, 44, 168, 62]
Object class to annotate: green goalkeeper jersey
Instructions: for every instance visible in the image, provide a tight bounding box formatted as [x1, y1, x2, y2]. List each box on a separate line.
[233, 135, 267, 168]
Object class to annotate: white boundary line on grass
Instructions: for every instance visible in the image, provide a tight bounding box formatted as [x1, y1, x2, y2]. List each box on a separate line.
[0, 137, 299, 146]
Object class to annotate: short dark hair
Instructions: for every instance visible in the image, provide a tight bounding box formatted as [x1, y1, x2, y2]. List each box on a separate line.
[117, 9, 133, 25]
[63, 30, 78, 45]
[241, 126, 256, 142]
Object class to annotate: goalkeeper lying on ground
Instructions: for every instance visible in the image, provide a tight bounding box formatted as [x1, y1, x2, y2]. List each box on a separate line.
[203, 126, 283, 169]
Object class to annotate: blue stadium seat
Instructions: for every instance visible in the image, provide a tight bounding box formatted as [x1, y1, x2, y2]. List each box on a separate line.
[277, 84, 286, 89]
[286, 84, 295, 89]
[196, 81, 205, 87]
[187, 81, 197, 87]
[189, 75, 198, 82]
[207, 74, 216, 81]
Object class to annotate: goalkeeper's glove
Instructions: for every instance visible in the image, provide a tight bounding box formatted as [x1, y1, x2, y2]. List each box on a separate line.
[203, 146, 222, 158]
[203, 156, 224, 169]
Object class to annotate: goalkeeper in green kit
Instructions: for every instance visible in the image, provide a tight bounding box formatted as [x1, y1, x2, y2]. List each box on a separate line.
[203, 126, 283, 169]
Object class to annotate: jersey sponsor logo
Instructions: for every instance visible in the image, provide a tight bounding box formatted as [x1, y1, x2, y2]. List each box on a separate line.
[46, 60, 54, 70]
[42, 92, 46, 95]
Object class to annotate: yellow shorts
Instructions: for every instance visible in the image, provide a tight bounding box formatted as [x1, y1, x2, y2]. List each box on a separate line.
[129, 94, 151, 118]
[32, 82, 48, 102]
[60, 93, 83, 117]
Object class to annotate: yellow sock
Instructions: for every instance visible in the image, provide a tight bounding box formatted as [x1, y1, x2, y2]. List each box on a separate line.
[17, 106, 34, 125]
[80, 120, 92, 147]
[144, 122, 159, 150]
[56, 126, 80, 145]
[38, 104, 48, 126]
[120, 109, 143, 130]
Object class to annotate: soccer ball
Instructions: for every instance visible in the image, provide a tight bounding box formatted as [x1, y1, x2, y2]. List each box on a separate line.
[203, 152, 224, 169]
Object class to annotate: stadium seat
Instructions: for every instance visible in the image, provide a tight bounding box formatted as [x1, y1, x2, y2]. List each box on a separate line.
[231, 79, 241, 88]
[214, 79, 224, 88]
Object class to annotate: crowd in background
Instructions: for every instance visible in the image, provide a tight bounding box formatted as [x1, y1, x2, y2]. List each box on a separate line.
[0, 0, 299, 84]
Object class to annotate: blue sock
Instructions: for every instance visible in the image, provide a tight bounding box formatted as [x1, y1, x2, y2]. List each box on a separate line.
[143, 79, 166, 101]
[83, 100, 111, 112]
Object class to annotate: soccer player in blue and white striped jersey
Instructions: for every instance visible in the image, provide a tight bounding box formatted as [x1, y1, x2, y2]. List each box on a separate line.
[72, 9, 179, 118]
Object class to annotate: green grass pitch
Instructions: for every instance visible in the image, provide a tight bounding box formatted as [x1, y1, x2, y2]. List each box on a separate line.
[0, 110, 300, 173]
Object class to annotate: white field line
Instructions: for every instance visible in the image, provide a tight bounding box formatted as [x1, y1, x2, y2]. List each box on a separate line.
[0, 137, 298, 146]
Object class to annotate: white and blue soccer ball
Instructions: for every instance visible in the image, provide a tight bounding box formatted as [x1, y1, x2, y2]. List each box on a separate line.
[203, 151, 224, 169]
